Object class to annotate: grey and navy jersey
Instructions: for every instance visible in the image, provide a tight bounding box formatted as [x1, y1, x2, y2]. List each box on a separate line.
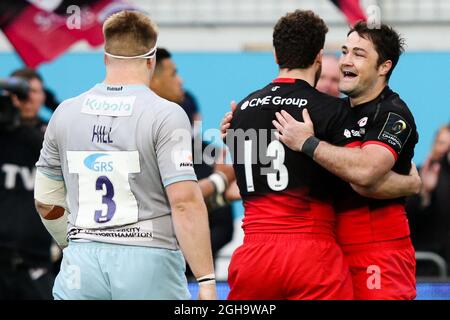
[36, 84, 197, 250]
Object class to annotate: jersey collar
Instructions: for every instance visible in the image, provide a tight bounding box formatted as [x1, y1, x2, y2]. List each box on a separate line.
[272, 78, 297, 83]
[94, 83, 150, 94]
[351, 85, 393, 109]
[271, 78, 312, 88]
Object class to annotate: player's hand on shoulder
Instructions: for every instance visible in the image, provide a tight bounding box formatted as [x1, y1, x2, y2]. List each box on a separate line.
[273, 109, 315, 152]
[220, 101, 237, 140]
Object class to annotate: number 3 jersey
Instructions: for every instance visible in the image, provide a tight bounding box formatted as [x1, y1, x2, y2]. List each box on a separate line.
[227, 78, 359, 236]
[36, 84, 197, 250]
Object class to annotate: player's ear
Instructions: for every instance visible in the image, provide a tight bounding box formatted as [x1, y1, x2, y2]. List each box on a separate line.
[379, 60, 392, 77]
[315, 49, 324, 65]
[104, 54, 108, 66]
[149, 56, 158, 69]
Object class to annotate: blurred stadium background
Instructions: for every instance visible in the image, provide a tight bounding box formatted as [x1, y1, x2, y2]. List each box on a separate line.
[1, 0, 450, 299]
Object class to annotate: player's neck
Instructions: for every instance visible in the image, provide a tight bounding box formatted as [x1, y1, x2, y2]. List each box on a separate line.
[278, 68, 316, 87]
[104, 69, 151, 87]
[349, 80, 387, 107]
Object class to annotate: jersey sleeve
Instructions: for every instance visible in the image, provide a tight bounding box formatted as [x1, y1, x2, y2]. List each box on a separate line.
[35, 108, 63, 181]
[154, 103, 198, 187]
[361, 108, 413, 161]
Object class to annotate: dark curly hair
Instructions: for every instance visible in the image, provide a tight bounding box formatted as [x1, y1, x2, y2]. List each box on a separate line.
[273, 10, 328, 70]
[348, 21, 405, 80]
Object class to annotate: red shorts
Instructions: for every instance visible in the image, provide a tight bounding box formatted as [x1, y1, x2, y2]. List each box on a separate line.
[227, 234, 353, 300]
[342, 237, 416, 300]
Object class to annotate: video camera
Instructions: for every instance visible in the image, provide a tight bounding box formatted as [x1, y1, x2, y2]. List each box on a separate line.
[0, 77, 30, 131]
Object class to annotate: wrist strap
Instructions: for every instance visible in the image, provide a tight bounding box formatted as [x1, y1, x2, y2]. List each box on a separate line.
[301, 136, 320, 158]
[197, 273, 215, 281]
[198, 279, 216, 286]
[197, 273, 216, 285]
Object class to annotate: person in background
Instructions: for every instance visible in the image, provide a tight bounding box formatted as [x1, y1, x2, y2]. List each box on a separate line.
[0, 68, 54, 299]
[315, 54, 340, 97]
[37, 88, 59, 124]
[181, 90, 202, 124]
[7, 68, 56, 124]
[407, 124, 450, 276]
[9, 69, 47, 127]
[414, 125, 450, 208]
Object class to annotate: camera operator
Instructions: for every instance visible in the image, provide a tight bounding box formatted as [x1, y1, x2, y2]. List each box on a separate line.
[0, 68, 54, 299]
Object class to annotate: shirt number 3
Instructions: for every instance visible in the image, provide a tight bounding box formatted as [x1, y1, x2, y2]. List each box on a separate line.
[67, 151, 141, 229]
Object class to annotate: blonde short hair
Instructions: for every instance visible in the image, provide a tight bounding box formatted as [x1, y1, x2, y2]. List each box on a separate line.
[103, 11, 158, 57]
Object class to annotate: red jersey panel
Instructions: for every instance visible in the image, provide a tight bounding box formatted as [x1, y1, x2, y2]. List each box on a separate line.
[242, 188, 335, 235]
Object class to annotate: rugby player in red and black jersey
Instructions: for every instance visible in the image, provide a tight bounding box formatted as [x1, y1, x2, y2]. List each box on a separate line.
[273, 22, 420, 299]
[223, 11, 419, 300]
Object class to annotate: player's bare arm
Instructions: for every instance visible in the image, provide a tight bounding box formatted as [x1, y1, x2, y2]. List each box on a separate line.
[166, 180, 217, 300]
[350, 162, 421, 199]
[273, 109, 419, 195]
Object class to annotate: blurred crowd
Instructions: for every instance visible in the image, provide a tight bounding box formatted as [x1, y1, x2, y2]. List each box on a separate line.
[406, 125, 450, 276]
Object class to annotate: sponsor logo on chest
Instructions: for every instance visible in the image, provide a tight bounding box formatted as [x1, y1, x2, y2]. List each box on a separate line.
[241, 96, 308, 110]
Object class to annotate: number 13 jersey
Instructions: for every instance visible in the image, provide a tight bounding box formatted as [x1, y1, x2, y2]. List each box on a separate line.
[227, 78, 358, 236]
